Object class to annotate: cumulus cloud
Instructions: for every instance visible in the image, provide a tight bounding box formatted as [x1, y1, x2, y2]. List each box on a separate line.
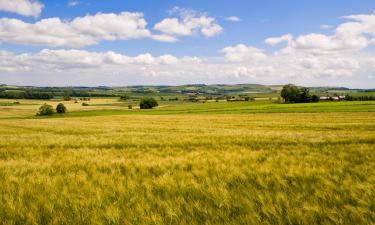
[2, 44, 370, 86]
[0, 9, 222, 47]
[0, 0, 43, 17]
[0, 49, 203, 71]
[221, 44, 267, 62]
[154, 7, 222, 39]
[150, 34, 178, 43]
[265, 34, 293, 46]
[0, 12, 155, 48]
[266, 13, 375, 54]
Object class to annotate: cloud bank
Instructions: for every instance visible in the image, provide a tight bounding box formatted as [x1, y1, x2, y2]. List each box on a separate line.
[0, 0, 43, 17]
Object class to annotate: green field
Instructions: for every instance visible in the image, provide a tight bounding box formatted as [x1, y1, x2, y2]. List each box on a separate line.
[0, 99, 374, 224]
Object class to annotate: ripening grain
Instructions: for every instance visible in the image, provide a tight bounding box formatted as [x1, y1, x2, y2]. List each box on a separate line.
[0, 110, 374, 224]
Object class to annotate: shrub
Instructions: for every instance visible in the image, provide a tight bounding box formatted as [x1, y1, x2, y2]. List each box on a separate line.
[56, 103, 67, 113]
[140, 98, 158, 109]
[128, 105, 132, 109]
[36, 104, 54, 116]
[82, 102, 89, 106]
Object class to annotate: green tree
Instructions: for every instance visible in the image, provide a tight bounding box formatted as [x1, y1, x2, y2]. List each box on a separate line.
[299, 87, 312, 103]
[56, 103, 67, 113]
[311, 95, 320, 102]
[36, 104, 54, 116]
[140, 98, 158, 109]
[281, 84, 301, 103]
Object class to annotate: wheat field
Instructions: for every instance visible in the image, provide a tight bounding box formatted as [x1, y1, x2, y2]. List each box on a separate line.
[0, 100, 375, 224]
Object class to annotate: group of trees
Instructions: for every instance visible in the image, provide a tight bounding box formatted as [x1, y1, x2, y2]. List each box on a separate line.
[281, 84, 319, 103]
[345, 94, 375, 101]
[37, 103, 66, 116]
[140, 98, 158, 109]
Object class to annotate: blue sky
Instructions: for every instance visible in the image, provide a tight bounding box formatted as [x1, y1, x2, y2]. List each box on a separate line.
[0, 0, 375, 87]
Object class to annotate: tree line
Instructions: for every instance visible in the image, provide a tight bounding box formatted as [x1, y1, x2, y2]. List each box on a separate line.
[345, 94, 375, 101]
[0, 90, 54, 99]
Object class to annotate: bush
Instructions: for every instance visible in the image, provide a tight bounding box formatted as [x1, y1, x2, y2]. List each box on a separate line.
[56, 103, 67, 113]
[140, 98, 158, 109]
[128, 105, 133, 109]
[37, 104, 54, 116]
[82, 102, 89, 106]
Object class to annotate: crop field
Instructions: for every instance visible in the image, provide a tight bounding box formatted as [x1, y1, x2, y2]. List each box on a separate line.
[0, 99, 375, 224]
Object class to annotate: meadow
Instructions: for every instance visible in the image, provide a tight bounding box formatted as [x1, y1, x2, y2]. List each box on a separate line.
[0, 98, 374, 224]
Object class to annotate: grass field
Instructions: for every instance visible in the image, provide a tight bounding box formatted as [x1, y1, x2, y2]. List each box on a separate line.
[0, 99, 374, 224]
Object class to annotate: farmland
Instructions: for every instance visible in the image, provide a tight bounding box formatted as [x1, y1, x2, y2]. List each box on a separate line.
[0, 98, 374, 224]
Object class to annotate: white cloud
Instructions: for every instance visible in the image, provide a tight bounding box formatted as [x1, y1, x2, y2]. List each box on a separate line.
[150, 34, 178, 43]
[224, 16, 241, 22]
[221, 44, 267, 62]
[0, 9, 222, 47]
[0, 49, 203, 70]
[0, 12, 155, 48]
[266, 13, 375, 54]
[154, 18, 191, 36]
[1, 47, 374, 87]
[0, 0, 43, 17]
[154, 7, 222, 39]
[265, 34, 293, 46]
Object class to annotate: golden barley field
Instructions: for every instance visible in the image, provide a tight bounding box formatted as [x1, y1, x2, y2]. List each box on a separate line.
[0, 100, 375, 224]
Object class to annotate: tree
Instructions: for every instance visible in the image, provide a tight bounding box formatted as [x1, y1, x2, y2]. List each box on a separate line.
[281, 84, 301, 103]
[36, 104, 54, 116]
[299, 87, 312, 103]
[311, 95, 320, 102]
[56, 103, 67, 113]
[140, 97, 158, 109]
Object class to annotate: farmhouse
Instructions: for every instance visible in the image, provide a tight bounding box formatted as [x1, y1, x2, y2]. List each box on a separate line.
[320, 96, 346, 101]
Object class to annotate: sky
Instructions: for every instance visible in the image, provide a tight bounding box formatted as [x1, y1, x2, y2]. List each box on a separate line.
[0, 0, 375, 88]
